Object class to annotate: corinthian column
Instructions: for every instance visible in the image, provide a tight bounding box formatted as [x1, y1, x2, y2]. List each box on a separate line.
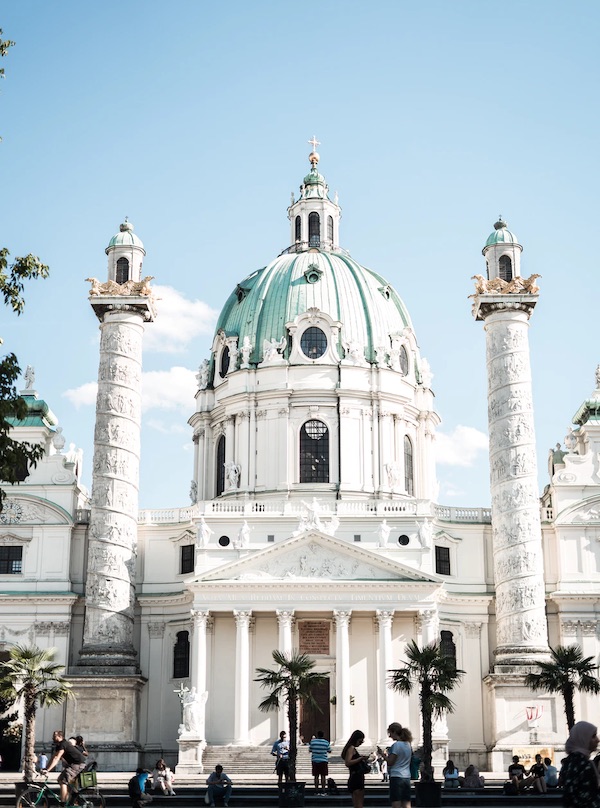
[334, 610, 352, 743]
[376, 610, 394, 740]
[473, 280, 549, 669]
[233, 610, 252, 744]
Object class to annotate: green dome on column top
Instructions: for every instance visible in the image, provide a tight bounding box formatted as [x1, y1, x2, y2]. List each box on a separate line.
[484, 217, 519, 248]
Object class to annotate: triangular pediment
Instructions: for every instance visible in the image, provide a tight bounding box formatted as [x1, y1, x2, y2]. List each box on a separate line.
[195, 530, 440, 584]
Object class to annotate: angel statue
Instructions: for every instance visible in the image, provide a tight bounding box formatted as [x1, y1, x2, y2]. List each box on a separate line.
[262, 336, 286, 362]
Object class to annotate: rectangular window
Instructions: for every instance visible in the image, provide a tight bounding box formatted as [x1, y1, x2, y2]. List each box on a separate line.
[354, 534, 361, 542]
[180, 544, 194, 574]
[435, 546, 451, 576]
[0, 546, 23, 574]
[267, 534, 275, 543]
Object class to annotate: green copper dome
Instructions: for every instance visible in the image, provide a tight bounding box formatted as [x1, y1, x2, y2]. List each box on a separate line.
[213, 250, 413, 367]
[106, 220, 144, 251]
[485, 217, 519, 247]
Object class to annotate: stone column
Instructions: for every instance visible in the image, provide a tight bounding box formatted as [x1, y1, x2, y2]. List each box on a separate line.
[375, 610, 394, 740]
[277, 610, 294, 656]
[233, 610, 252, 744]
[191, 610, 211, 729]
[334, 610, 352, 743]
[473, 292, 549, 669]
[79, 295, 155, 672]
[420, 608, 439, 647]
[276, 610, 295, 730]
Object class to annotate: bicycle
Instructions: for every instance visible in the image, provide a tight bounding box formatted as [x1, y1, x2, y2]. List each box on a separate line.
[17, 774, 106, 808]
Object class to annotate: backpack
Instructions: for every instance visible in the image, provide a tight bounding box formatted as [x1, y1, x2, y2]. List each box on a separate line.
[503, 781, 518, 796]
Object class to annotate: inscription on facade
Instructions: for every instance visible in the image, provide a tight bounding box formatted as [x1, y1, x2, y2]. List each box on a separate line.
[299, 621, 330, 655]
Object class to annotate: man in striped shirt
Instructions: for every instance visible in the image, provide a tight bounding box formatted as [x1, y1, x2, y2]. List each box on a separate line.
[309, 731, 331, 794]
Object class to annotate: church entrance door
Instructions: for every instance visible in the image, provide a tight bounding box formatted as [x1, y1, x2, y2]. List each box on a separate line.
[299, 678, 330, 743]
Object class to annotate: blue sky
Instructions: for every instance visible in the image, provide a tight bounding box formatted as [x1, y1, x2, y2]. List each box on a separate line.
[2, 0, 599, 509]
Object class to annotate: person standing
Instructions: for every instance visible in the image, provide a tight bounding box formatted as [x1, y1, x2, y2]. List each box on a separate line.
[206, 764, 233, 807]
[342, 729, 373, 808]
[271, 731, 290, 787]
[309, 730, 331, 794]
[42, 730, 86, 804]
[37, 751, 48, 772]
[561, 721, 600, 808]
[386, 723, 412, 808]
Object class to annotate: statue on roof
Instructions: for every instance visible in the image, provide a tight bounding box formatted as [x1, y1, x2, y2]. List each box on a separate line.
[24, 365, 35, 390]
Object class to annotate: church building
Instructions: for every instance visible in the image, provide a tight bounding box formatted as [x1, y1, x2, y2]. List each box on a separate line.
[3, 147, 600, 771]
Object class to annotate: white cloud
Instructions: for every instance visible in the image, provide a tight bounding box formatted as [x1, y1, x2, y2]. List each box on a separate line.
[435, 425, 488, 467]
[63, 366, 197, 412]
[142, 366, 197, 411]
[63, 382, 98, 408]
[144, 285, 218, 353]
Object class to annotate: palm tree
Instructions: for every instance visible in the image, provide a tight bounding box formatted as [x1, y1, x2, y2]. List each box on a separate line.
[0, 645, 73, 782]
[388, 640, 464, 780]
[525, 644, 600, 731]
[255, 651, 329, 784]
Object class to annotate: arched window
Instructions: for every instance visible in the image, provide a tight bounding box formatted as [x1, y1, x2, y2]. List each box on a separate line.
[300, 420, 329, 483]
[173, 630, 190, 679]
[295, 216, 302, 242]
[440, 630, 456, 669]
[219, 346, 230, 378]
[308, 212, 320, 247]
[116, 257, 130, 284]
[327, 216, 334, 244]
[404, 436, 414, 496]
[216, 435, 226, 496]
[498, 254, 513, 281]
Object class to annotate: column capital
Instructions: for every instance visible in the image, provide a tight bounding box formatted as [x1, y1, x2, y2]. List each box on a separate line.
[375, 610, 394, 629]
[147, 622, 165, 638]
[234, 610, 253, 629]
[276, 610, 295, 628]
[191, 610, 213, 633]
[333, 610, 352, 629]
[464, 621, 482, 638]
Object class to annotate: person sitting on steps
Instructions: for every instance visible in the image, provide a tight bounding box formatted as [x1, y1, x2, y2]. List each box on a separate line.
[206, 764, 232, 807]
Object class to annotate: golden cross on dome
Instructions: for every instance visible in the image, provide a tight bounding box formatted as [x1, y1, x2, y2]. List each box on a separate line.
[308, 135, 321, 152]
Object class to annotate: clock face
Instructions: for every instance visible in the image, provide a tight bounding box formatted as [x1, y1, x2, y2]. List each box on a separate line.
[0, 500, 23, 524]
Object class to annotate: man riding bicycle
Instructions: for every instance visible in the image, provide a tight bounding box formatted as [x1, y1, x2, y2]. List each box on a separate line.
[42, 731, 86, 803]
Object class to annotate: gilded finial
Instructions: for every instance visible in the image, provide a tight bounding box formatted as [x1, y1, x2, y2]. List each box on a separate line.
[308, 135, 321, 166]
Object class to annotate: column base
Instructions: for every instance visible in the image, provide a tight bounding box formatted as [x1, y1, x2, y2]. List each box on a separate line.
[64, 674, 146, 770]
[493, 644, 550, 672]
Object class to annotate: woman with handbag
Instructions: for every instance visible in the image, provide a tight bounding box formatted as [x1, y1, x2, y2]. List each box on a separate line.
[342, 730, 373, 808]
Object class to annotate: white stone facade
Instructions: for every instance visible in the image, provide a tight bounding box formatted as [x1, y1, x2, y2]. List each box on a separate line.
[3, 174, 600, 773]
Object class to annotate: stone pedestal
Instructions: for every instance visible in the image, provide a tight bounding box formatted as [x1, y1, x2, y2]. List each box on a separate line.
[65, 675, 146, 770]
[175, 735, 207, 774]
[484, 672, 561, 770]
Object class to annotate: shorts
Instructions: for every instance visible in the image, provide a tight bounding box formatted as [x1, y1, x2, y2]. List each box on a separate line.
[312, 762, 328, 777]
[58, 762, 86, 784]
[276, 760, 289, 776]
[389, 777, 411, 803]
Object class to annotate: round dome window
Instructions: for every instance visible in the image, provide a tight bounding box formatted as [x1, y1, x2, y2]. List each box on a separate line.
[300, 327, 327, 360]
[398, 534, 410, 546]
[218, 535, 231, 547]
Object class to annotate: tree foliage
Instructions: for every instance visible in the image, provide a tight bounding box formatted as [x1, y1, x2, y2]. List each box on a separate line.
[388, 640, 464, 780]
[0, 35, 50, 511]
[255, 650, 329, 783]
[525, 644, 600, 731]
[0, 645, 73, 782]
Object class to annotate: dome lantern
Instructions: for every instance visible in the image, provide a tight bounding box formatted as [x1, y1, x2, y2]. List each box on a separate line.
[105, 218, 146, 284]
[286, 139, 342, 254]
[482, 215, 523, 282]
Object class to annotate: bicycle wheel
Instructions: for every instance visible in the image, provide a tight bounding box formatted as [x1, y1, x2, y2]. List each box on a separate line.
[18, 788, 48, 808]
[77, 790, 106, 808]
